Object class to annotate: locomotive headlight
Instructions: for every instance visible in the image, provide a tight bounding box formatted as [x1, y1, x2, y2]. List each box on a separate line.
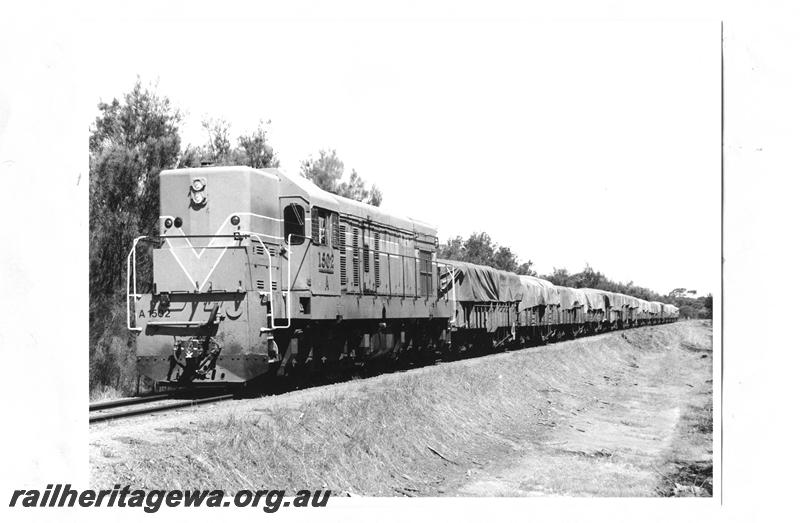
[189, 178, 208, 207]
[164, 218, 173, 228]
[174, 217, 183, 228]
[230, 215, 240, 226]
[191, 191, 206, 205]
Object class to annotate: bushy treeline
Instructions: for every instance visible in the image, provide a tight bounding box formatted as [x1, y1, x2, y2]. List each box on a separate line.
[90, 80, 183, 397]
[89, 79, 382, 397]
[438, 232, 712, 319]
[542, 265, 712, 319]
[544, 265, 665, 301]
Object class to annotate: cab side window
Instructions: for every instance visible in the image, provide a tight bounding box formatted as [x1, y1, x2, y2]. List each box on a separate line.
[419, 250, 433, 296]
[311, 207, 329, 246]
[319, 214, 328, 245]
[284, 204, 305, 245]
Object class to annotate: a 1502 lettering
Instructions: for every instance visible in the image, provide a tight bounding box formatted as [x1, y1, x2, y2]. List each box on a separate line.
[139, 310, 171, 318]
[318, 252, 335, 274]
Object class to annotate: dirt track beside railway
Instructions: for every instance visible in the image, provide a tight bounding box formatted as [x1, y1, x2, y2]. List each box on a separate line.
[90, 320, 713, 496]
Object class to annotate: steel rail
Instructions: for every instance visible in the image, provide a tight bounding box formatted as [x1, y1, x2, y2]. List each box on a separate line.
[89, 394, 235, 424]
[89, 393, 171, 412]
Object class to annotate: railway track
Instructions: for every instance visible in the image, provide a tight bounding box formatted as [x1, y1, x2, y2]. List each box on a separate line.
[89, 393, 235, 423]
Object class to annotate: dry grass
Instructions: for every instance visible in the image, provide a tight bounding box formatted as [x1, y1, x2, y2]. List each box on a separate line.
[89, 385, 126, 402]
[654, 398, 713, 497]
[92, 321, 712, 496]
[655, 328, 713, 497]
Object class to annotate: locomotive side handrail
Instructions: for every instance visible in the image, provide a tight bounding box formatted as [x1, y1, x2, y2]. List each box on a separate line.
[246, 231, 299, 331]
[341, 242, 450, 300]
[276, 233, 295, 331]
[238, 231, 278, 333]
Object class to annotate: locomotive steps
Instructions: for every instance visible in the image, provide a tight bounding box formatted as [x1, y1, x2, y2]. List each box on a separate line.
[90, 320, 713, 496]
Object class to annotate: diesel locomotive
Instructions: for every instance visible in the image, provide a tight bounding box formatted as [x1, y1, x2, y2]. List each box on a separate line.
[126, 166, 678, 387]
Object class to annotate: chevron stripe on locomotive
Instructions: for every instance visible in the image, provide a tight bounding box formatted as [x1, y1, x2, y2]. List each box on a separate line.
[127, 166, 678, 386]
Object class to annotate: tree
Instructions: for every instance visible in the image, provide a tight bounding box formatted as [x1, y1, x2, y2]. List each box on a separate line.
[300, 149, 382, 206]
[516, 259, 535, 276]
[437, 236, 465, 261]
[201, 117, 232, 164]
[301, 149, 344, 193]
[704, 294, 713, 318]
[572, 265, 604, 289]
[178, 117, 280, 169]
[90, 79, 182, 296]
[177, 143, 205, 168]
[437, 232, 534, 275]
[463, 232, 496, 267]
[238, 119, 280, 168]
[89, 78, 183, 394]
[547, 268, 572, 286]
[340, 169, 383, 206]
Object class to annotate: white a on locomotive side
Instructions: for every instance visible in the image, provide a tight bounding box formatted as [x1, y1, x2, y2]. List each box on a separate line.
[127, 166, 453, 386]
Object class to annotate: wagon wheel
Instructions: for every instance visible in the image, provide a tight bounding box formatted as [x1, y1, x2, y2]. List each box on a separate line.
[536, 326, 547, 345]
[567, 325, 577, 340]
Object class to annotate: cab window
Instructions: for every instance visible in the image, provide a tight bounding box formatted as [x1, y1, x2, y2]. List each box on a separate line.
[284, 204, 305, 245]
[318, 214, 328, 245]
[311, 207, 329, 246]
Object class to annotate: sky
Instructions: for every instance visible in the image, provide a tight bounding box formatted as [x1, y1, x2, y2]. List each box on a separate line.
[70, 7, 719, 296]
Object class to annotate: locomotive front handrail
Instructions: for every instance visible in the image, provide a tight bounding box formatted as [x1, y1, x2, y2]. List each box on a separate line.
[127, 229, 292, 333]
[158, 234, 242, 239]
[146, 320, 210, 326]
[127, 232, 244, 333]
[126, 235, 149, 332]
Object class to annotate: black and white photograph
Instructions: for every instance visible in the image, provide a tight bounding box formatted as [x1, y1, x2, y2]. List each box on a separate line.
[1, 1, 795, 522]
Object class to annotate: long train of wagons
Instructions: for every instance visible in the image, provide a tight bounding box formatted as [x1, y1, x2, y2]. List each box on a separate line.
[126, 166, 679, 386]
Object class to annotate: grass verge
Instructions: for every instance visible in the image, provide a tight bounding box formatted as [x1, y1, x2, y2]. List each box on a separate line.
[656, 392, 713, 496]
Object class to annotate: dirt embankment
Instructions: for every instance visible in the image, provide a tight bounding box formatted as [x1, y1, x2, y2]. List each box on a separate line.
[90, 321, 712, 496]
